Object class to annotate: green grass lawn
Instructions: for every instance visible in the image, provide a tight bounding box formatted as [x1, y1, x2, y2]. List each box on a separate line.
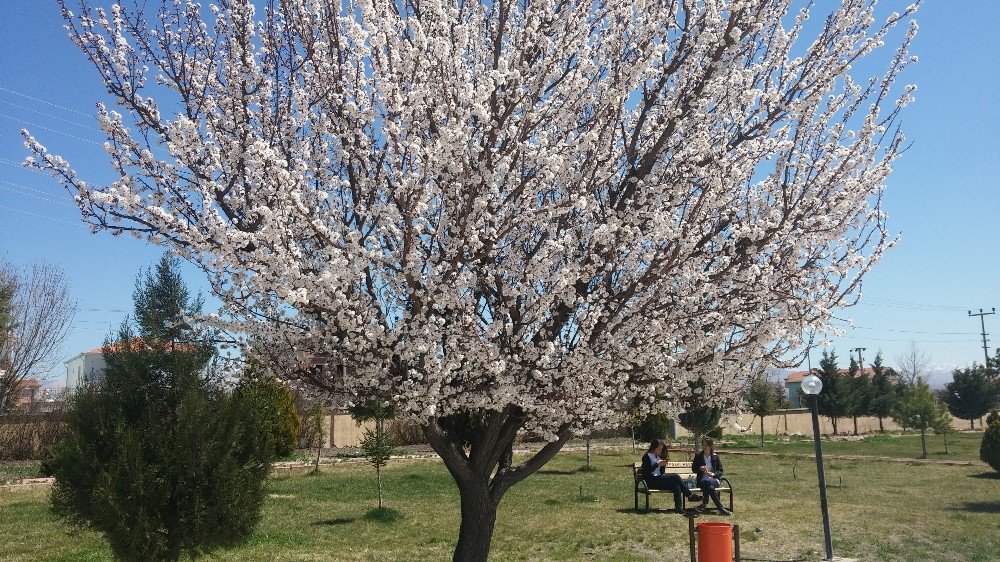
[2, 437, 998, 561]
[719, 430, 984, 460]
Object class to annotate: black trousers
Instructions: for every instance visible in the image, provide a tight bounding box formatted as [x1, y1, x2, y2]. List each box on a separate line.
[645, 473, 693, 509]
[698, 477, 727, 511]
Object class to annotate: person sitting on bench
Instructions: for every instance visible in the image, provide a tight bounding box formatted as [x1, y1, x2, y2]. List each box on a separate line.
[640, 439, 702, 511]
[692, 437, 731, 515]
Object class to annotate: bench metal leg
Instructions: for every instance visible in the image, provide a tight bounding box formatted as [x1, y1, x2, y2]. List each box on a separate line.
[688, 514, 697, 562]
[734, 524, 741, 561]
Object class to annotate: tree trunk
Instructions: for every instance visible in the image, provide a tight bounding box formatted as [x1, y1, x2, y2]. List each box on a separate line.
[586, 438, 591, 469]
[943, 433, 950, 454]
[454, 480, 498, 562]
[760, 417, 765, 448]
[376, 463, 383, 509]
[970, 419, 975, 430]
[830, 418, 838, 435]
[853, 416, 859, 436]
[422, 414, 572, 562]
[920, 428, 927, 459]
[878, 416, 884, 433]
[314, 408, 322, 474]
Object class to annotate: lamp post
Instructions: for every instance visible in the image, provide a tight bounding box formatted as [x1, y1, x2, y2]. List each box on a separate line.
[801, 372, 835, 561]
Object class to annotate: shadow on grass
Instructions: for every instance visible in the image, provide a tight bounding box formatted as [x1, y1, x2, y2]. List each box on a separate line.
[950, 502, 1000, 514]
[614, 508, 690, 516]
[538, 469, 579, 475]
[311, 517, 355, 526]
[363, 507, 404, 523]
[968, 472, 1000, 480]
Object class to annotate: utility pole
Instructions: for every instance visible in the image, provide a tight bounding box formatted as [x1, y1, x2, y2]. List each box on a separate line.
[968, 308, 995, 375]
[851, 347, 866, 371]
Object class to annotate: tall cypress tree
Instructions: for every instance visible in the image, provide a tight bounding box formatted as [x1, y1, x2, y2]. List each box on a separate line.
[817, 350, 850, 435]
[868, 353, 897, 433]
[48, 255, 272, 561]
[845, 357, 872, 435]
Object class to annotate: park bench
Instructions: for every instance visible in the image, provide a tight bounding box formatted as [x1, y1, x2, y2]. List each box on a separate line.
[632, 461, 734, 513]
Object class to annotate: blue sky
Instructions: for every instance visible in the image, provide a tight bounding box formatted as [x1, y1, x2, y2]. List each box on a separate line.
[1, 2, 997, 387]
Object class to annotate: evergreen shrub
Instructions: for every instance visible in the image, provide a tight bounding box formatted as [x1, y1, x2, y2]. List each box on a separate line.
[981, 421, 1000, 473]
[235, 368, 301, 458]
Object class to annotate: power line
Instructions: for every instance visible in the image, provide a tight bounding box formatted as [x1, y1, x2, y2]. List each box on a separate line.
[0, 112, 103, 146]
[0, 203, 87, 228]
[0, 181, 76, 208]
[0, 158, 48, 173]
[0, 85, 95, 118]
[856, 300, 970, 312]
[0, 97, 100, 132]
[830, 320, 977, 336]
[830, 334, 979, 344]
[864, 297, 969, 310]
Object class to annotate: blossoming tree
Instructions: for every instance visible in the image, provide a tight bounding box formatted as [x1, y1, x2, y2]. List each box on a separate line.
[27, 0, 917, 558]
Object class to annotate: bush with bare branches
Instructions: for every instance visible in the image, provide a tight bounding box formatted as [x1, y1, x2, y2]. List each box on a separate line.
[0, 262, 76, 413]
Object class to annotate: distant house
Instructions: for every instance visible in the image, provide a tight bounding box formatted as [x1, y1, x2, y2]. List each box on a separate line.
[65, 339, 206, 392]
[1, 362, 41, 410]
[12, 378, 41, 409]
[784, 367, 876, 408]
[65, 344, 110, 392]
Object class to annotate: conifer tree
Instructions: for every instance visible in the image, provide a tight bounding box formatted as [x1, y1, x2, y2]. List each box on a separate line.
[352, 399, 397, 511]
[892, 378, 947, 459]
[234, 363, 301, 458]
[981, 421, 1000, 472]
[817, 351, 850, 435]
[744, 379, 787, 447]
[944, 366, 997, 430]
[868, 353, 897, 433]
[846, 357, 872, 435]
[931, 400, 955, 454]
[47, 255, 272, 561]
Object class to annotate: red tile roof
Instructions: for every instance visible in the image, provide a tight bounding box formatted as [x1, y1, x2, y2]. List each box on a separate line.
[786, 368, 876, 383]
[82, 338, 199, 355]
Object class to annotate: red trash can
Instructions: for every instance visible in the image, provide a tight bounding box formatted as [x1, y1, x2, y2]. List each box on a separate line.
[697, 521, 733, 562]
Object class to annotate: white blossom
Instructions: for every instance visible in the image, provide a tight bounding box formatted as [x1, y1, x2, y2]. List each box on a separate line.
[26, 0, 915, 441]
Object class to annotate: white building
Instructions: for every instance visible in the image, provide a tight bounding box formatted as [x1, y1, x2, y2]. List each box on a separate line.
[64, 345, 108, 391]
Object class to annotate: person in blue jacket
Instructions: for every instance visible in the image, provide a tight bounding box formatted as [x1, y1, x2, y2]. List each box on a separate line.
[692, 438, 731, 515]
[641, 439, 702, 511]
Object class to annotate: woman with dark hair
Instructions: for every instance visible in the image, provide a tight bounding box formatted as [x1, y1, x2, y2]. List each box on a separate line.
[692, 438, 731, 515]
[641, 439, 702, 511]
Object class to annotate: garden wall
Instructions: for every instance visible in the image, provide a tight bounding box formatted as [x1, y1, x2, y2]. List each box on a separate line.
[673, 409, 990, 438]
